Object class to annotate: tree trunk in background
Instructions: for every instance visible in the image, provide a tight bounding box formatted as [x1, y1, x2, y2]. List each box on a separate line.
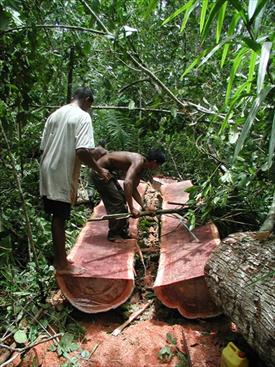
[205, 232, 275, 367]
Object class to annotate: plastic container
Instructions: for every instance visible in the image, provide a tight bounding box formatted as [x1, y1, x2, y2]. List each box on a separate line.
[220, 342, 249, 367]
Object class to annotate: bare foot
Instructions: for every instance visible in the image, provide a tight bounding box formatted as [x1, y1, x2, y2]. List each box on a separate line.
[55, 264, 86, 276]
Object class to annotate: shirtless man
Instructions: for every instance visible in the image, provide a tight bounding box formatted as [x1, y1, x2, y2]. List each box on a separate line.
[91, 150, 165, 241]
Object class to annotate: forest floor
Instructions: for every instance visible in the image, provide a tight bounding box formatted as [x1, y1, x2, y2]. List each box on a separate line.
[16, 185, 267, 367]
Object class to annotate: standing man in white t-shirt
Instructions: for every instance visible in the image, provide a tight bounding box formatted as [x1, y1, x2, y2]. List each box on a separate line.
[40, 87, 110, 275]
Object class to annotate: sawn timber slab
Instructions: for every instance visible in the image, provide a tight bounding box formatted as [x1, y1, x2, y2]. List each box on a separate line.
[56, 182, 146, 313]
[153, 179, 221, 319]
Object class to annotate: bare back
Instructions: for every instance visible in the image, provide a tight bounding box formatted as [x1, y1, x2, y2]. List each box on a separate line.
[97, 152, 145, 180]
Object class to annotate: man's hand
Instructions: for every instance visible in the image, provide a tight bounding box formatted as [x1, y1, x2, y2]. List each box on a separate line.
[98, 167, 112, 182]
[142, 204, 156, 216]
[130, 208, 140, 218]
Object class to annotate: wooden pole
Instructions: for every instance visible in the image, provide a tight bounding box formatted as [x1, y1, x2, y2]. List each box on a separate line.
[88, 207, 188, 222]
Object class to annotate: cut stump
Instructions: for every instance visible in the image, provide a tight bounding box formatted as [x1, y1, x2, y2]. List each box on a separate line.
[56, 182, 146, 313]
[153, 179, 221, 319]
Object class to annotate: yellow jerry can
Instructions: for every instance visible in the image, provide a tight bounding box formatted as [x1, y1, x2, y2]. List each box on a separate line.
[220, 342, 249, 367]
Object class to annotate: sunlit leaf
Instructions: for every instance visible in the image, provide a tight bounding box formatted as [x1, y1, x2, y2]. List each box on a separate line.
[230, 0, 248, 25]
[128, 100, 135, 110]
[14, 330, 28, 344]
[225, 48, 248, 105]
[268, 111, 275, 169]
[200, 0, 208, 33]
[180, 0, 200, 33]
[202, 0, 227, 41]
[257, 42, 272, 94]
[121, 25, 138, 37]
[8, 8, 22, 26]
[171, 107, 177, 118]
[180, 51, 207, 79]
[249, 0, 268, 26]
[216, 1, 227, 43]
[162, 2, 192, 25]
[220, 12, 240, 67]
[199, 36, 234, 68]
[229, 130, 239, 144]
[233, 86, 274, 160]
[231, 81, 251, 104]
[248, 0, 258, 20]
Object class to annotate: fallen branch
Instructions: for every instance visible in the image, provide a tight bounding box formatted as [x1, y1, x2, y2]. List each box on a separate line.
[0, 351, 20, 367]
[88, 208, 188, 221]
[135, 244, 146, 275]
[1, 24, 109, 36]
[112, 300, 153, 336]
[30, 104, 188, 116]
[0, 342, 16, 365]
[0, 333, 62, 354]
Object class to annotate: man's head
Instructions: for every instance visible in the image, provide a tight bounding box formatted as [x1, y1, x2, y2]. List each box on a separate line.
[145, 149, 166, 169]
[72, 87, 94, 111]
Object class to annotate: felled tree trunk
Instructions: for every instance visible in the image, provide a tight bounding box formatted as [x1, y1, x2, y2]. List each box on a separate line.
[205, 232, 275, 367]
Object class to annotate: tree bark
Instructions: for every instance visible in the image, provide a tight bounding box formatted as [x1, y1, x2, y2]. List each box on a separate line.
[205, 232, 275, 367]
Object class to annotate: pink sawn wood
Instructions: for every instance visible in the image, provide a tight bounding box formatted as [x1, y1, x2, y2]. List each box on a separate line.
[56, 182, 146, 313]
[153, 179, 221, 319]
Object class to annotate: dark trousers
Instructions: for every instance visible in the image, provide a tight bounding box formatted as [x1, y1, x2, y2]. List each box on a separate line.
[92, 174, 129, 237]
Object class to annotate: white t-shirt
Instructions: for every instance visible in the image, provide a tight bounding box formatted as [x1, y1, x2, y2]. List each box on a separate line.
[39, 104, 95, 203]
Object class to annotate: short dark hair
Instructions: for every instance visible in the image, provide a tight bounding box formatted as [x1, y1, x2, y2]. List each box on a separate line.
[146, 149, 166, 165]
[72, 87, 94, 103]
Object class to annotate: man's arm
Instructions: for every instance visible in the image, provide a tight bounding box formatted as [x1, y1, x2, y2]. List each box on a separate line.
[132, 186, 144, 209]
[123, 161, 144, 217]
[76, 148, 110, 181]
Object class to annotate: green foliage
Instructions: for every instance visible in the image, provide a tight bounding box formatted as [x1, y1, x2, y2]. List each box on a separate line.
[48, 332, 91, 367]
[14, 329, 28, 344]
[158, 333, 188, 366]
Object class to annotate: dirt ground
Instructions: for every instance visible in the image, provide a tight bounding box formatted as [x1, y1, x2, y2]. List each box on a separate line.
[19, 300, 232, 367]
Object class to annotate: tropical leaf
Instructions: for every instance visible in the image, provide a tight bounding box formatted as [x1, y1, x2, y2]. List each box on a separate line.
[200, 0, 208, 33]
[220, 91, 250, 133]
[253, 1, 267, 34]
[268, 111, 275, 169]
[199, 36, 234, 68]
[180, 0, 200, 33]
[248, 0, 258, 20]
[202, 0, 227, 41]
[220, 12, 241, 67]
[233, 86, 274, 160]
[230, 0, 249, 25]
[14, 329, 28, 344]
[242, 37, 261, 53]
[161, 2, 193, 25]
[249, 0, 268, 26]
[232, 81, 251, 104]
[257, 41, 272, 94]
[225, 48, 249, 105]
[216, 1, 227, 43]
[180, 50, 207, 79]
